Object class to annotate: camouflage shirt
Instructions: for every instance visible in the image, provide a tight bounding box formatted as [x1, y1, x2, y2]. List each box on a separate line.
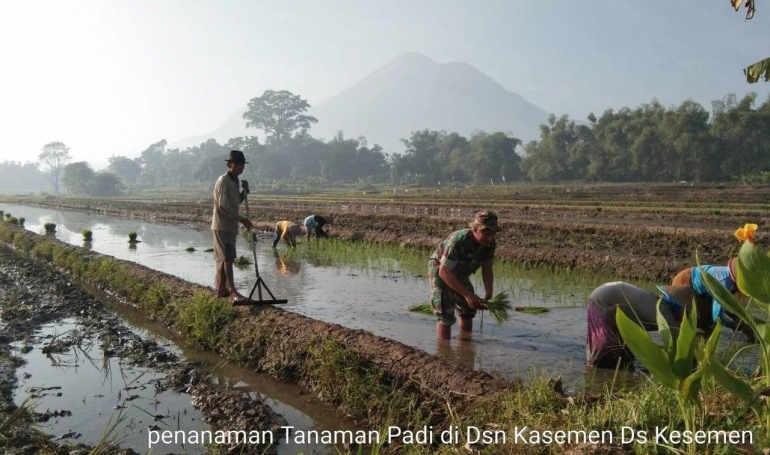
[429, 228, 495, 283]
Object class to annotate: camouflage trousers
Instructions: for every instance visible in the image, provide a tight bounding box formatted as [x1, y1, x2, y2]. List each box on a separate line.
[428, 259, 477, 326]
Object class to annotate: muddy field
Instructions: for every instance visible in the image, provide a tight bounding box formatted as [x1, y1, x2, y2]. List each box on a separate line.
[8, 183, 768, 281]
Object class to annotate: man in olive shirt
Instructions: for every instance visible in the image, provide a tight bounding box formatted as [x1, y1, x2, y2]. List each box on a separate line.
[212, 150, 253, 304]
[429, 211, 499, 339]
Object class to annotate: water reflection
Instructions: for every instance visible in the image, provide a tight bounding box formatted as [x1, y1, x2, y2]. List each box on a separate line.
[273, 250, 301, 276]
[2, 203, 595, 385]
[435, 336, 478, 371]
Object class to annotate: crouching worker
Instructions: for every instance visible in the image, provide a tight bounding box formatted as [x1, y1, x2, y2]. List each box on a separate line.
[304, 215, 330, 240]
[272, 220, 302, 248]
[586, 281, 712, 369]
[670, 258, 753, 340]
[429, 211, 499, 340]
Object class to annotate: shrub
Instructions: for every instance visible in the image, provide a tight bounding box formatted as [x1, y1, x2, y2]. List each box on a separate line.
[83, 230, 93, 241]
[44, 223, 56, 233]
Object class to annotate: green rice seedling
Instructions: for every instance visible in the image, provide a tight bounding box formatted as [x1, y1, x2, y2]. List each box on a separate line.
[514, 306, 550, 314]
[233, 255, 252, 267]
[185, 246, 195, 252]
[484, 291, 512, 324]
[43, 222, 56, 233]
[407, 303, 433, 315]
[82, 229, 93, 241]
[295, 238, 603, 307]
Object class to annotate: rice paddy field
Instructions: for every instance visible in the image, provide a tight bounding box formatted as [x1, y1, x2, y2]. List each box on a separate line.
[0, 182, 768, 454]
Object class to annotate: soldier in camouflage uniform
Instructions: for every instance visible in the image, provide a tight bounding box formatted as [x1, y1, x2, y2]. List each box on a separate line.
[429, 211, 499, 339]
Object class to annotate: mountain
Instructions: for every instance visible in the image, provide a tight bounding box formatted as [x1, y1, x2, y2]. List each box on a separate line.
[169, 52, 549, 153]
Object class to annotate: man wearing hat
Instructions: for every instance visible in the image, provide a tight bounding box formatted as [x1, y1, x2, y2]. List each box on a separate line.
[586, 281, 713, 369]
[428, 210, 499, 340]
[669, 258, 753, 340]
[211, 150, 253, 304]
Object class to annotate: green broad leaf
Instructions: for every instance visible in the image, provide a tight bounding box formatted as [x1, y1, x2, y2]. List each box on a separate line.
[737, 241, 770, 304]
[680, 368, 704, 403]
[744, 56, 770, 84]
[616, 309, 679, 389]
[696, 258, 755, 332]
[656, 299, 674, 355]
[673, 304, 697, 380]
[703, 361, 755, 405]
[704, 321, 722, 358]
[755, 323, 770, 344]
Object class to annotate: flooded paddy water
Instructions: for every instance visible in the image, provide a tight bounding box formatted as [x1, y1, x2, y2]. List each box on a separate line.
[0, 203, 618, 385]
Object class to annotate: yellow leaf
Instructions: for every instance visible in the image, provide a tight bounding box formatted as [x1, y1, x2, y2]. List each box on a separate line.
[744, 57, 770, 84]
[731, 0, 743, 11]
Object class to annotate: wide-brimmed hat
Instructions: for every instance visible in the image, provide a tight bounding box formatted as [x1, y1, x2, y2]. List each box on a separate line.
[469, 210, 500, 232]
[225, 150, 248, 163]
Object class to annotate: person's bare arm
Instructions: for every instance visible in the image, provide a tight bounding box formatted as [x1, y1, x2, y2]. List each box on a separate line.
[439, 264, 486, 310]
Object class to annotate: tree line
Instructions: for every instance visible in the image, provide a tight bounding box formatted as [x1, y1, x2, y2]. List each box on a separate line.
[10, 89, 770, 196]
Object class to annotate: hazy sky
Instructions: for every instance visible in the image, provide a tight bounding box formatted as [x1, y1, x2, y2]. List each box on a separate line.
[1, 0, 768, 168]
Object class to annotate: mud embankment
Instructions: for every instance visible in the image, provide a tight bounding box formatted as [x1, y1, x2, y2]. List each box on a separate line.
[7, 197, 752, 281]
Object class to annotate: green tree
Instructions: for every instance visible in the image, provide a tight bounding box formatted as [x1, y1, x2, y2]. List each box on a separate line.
[38, 142, 71, 193]
[0, 161, 47, 192]
[399, 130, 444, 184]
[89, 172, 125, 197]
[136, 140, 167, 188]
[320, 132, 388, 182]
[468, 131, 522, 184]
[107, 155, 142, 187]
[242, 90, 318, 147]
[61, 161, 95, 195]
[436, 132, 470, 182]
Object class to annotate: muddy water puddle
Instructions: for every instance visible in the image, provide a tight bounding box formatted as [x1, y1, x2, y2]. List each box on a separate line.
[10, 309, 362, 455]
[3, 203, 609, 387]
[12, 318, 206, 453]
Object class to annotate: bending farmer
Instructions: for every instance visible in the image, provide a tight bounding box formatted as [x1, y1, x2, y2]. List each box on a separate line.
[670, 258, 752, 339]
[429, 211, 499, 340]
[586, 281, 712, 369]
[272, 220, 302, 248]
[211, 150, 253, 304]
[304, 215, 329, 240]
